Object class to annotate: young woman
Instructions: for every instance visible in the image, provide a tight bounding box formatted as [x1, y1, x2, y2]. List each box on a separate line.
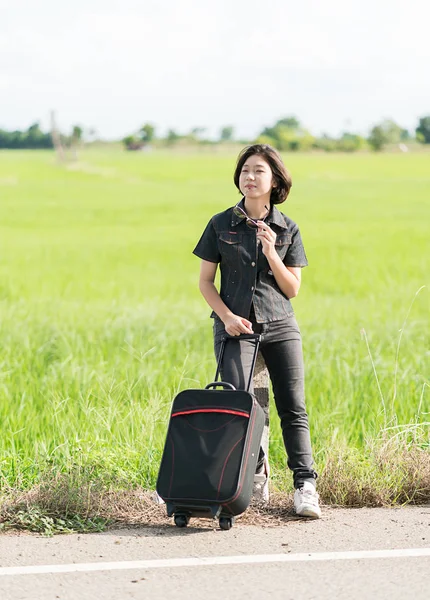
[193, 144, 321, 518]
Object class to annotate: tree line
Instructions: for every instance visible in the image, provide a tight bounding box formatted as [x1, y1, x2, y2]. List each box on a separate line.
[0, 123, 53, 149]
[0, 123, 90, 151]
[1, 116, 429, 151]
[123, 115, 430, 152]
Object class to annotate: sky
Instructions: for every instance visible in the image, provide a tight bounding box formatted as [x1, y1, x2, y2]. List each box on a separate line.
[1, 0, 429, 140]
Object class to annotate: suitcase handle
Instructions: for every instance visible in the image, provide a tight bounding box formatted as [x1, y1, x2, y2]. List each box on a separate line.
[222, 333, 261, 341]
[204, 381, 236, 391]
[214, 333, 261, 392]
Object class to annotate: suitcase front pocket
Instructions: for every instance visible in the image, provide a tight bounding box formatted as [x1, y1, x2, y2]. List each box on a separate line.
[160, 407, 251, 501]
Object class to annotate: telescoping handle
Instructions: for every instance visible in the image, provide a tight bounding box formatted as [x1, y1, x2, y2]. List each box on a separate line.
[214, 333, 261, 393]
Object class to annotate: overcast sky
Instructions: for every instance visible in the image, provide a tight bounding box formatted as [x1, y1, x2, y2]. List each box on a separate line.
[1, 0, 429, 139]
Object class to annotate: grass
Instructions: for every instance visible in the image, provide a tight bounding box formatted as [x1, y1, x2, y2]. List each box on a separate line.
[0, 148, 429, 531]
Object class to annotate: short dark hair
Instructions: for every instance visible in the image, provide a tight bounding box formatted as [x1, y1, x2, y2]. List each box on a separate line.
[233, 144, 292, 205]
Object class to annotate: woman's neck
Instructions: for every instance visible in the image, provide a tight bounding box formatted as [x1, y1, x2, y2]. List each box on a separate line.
[244, 197, 270, 219]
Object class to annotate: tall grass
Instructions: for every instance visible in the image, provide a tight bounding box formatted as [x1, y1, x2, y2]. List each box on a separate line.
[0, 149, 428, 515]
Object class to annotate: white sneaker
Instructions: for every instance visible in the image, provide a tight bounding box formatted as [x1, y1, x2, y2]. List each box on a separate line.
[253, 457, 270, 504]
[151, 491, 165, 505]
[294, 481, 321, 518]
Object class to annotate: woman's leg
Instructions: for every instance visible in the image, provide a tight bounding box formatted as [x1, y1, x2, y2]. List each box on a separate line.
[213, 318, 267, 469]
[213, 317, 260, 393]
[259, 316, 317, 489]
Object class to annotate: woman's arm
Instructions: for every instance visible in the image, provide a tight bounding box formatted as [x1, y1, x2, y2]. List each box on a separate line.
[266, 257, 301, 298]
[199, 260, 253, 335]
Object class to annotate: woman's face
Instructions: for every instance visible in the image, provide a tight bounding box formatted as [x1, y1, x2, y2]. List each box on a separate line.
[239, 154, 274, 199]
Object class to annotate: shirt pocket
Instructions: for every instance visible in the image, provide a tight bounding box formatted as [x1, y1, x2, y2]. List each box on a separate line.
[275, 232, 292, 261]
[218, 232, 242, 264]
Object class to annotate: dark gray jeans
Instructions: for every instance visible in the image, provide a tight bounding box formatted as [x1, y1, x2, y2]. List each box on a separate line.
[213, 313, 317, 489]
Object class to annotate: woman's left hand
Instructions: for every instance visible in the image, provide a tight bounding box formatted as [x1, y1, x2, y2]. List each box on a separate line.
[256, 221, 277, 258]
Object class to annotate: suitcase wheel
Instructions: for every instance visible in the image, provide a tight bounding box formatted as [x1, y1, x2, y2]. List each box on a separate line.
[174, 513, 190, 528]
[219, 516, 234, 531]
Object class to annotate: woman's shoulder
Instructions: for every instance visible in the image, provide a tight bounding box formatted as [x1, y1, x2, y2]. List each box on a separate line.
[271, 206, 300, 232]
[209, 206, 234, 227]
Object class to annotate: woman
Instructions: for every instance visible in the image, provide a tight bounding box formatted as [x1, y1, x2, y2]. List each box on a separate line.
[192, 144, 321, 518]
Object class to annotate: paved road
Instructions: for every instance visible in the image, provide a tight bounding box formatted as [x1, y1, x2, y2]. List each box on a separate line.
[0, 506, 429, 600]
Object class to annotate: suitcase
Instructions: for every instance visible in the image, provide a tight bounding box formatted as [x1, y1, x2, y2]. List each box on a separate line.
[156, 333, 265, 530]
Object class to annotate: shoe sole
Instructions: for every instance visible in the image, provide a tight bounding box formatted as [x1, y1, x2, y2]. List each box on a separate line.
[295, 506, 321, 519]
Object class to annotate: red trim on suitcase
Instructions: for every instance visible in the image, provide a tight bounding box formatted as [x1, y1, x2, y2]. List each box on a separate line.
[172, 409, 250, 418]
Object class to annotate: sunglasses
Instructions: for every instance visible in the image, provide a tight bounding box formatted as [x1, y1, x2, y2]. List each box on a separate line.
[233, 204, 269, 228]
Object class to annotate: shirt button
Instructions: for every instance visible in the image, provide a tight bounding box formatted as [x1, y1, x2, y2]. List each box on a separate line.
[251, 286, 254, 291]
[251, 262, 256, 267]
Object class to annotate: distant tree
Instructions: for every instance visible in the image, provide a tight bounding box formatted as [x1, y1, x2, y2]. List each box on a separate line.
[314, 134, 337, 152]
[416, 116, 430, 143]
[0, 129, 16, 148]
[337, 132, 366, 152]
[122, 135, 143, 151]
[380, 119, 403, 144]
[296, 129, 315, 151]
[276, 125, 300, 151]
[25, 122, 53, 149]
[260, 117, 300, 140]
[368, 125, 387, 151]
[72, 125, 83, 142]
[166, 129, 180, 145]
[367, 119, 405, 151]
[220, 126, 234, 141]
[184, 127, 207, 144]
[258, 117, 316, 152]
[0, 123, 53, 149]
[123, 135, 134, 149]
[140, 123, 155, 143]
[258, 116, 316, 151]
[13, 130, 25, 148]
[69, 125, 83, 160]
[260, 124, 280, 142]
[26, 123, 44, 148]
[400, 129, 410, 141]
[275, 116, 300, 129]
[255, 134, 278, 148]
[190, 127, 206, 140]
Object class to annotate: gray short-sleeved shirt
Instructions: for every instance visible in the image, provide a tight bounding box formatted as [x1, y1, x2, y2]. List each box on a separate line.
[193, 199, 308, 323]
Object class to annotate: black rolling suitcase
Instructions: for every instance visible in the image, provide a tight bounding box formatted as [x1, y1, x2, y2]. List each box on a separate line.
[156, 333, 264, 530]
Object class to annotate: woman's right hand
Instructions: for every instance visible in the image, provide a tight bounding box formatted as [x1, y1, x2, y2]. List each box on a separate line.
[222, 314, 254, 336]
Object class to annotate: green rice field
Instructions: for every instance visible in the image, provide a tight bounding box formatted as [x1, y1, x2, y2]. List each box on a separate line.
[0, 149, 429, 511]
